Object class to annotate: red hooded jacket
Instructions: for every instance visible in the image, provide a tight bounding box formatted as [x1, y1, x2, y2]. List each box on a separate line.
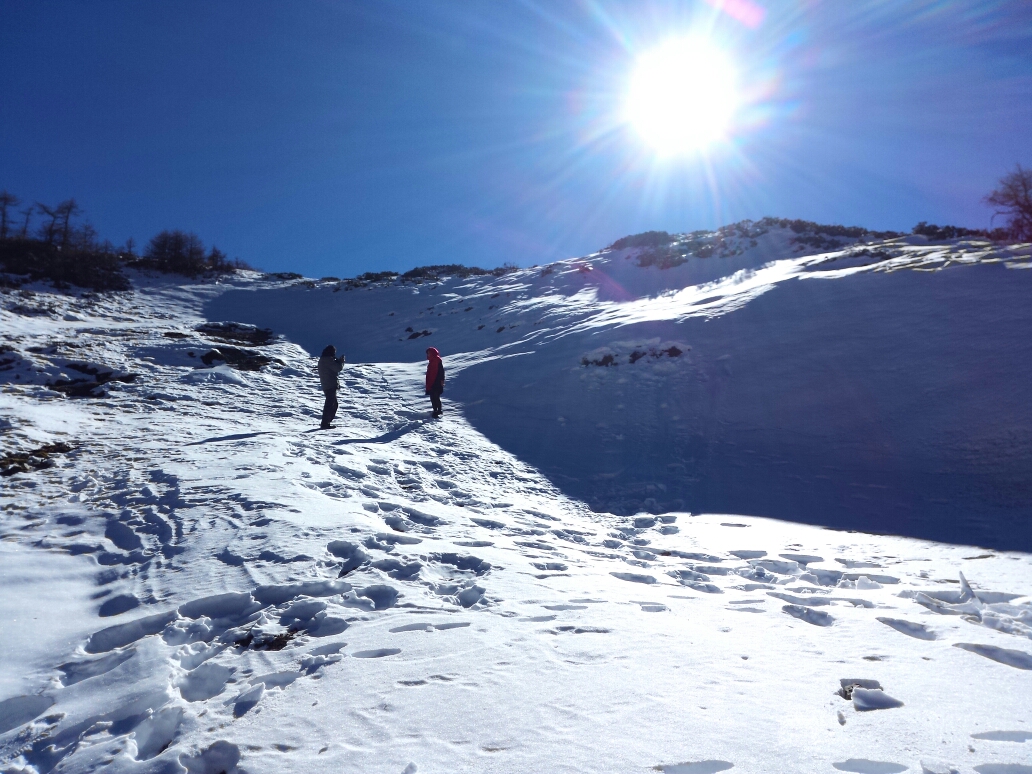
[425, 348, 445, 393]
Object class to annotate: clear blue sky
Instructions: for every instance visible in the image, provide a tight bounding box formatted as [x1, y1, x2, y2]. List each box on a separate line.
[1, 1, 1029, 276]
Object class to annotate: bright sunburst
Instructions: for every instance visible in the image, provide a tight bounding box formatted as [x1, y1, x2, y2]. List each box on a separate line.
[626, 36, 739, 156]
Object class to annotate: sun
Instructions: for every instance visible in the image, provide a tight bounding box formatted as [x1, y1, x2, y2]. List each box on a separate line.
[626, 37, 739, 156]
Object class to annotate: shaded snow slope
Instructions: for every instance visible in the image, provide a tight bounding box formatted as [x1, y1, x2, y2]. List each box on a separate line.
[207, 228, 1032, 550]
[1, 258, 1031, 773]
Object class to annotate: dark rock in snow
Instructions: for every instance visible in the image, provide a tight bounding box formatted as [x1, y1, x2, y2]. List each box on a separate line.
[196, 321, 274, 345]
[48, 364, 137, 397]
[1, 442, 73, 476]
[200, 346, 280, 371]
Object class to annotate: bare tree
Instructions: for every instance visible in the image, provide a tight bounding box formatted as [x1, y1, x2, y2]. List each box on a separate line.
[55, 199, 81, 248]
[75, 222, 98, 251]
[36, 203, 60, 245]
[19, 205, 34, 238]
[985, 164, 1032, 241]
[0, 191, 19, 240]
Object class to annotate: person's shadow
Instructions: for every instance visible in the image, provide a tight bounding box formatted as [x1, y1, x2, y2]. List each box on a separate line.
[331, 421, 422, 445]
[185, 431, 273, 446]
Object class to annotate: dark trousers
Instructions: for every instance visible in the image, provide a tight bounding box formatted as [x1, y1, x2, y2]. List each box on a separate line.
[429, 389, 443, 415]
[321, 389, 338, 427]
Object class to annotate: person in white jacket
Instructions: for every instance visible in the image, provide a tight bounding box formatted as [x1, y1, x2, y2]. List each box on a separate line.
[317, 344, 345, 429]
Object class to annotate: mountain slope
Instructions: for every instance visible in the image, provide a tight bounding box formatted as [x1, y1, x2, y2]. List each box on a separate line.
[208, 225, 1032, 550]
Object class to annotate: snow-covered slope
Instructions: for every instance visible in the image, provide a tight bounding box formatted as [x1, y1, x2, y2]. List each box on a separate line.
[1, 226, 1031, 774]
[208, 226, 1032, 551]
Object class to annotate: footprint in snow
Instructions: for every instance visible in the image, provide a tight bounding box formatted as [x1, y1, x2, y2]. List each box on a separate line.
[233, 683, 264, 717]
[372, 557, 423, 580]
[852, 689, 904, 712]
[399, 506, 442, 527]
[258, 549, 312, 563]
[86, 610, 178, 653]
[836, 558, 883, 569]
[328, 539, 369, 576]
[98, 593, 141, 617]
[389, 622, 470, 633]
[353, 648, 402, 659]
[669, 570, 723, 594]
[653, 761, 733, 773]
[180, 741, 240, 774]
[610, 571, 657, 584]
[954, 643, 1032, 670]
[778, 553, 823, 565]
[134, 706, 185, 760]
[552, 625, 610, 634]
[248, 670, 301, 689]
[876, 617, 938, 640]
[782, 604, 834, 627]
[430, 552, 492, 575]
[58, 648, 135, 685]
[365, 533, 422, 553]
[832, 760, 907, 773]
[178, 661, 235, 702]
[970, 730, 1032, 742]
[339, 584, 400, 612]
[471, 517, 506, 530]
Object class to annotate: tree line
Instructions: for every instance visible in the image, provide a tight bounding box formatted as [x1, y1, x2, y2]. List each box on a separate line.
[2, 166, 1029, 292]
[0, 192, 249, 291]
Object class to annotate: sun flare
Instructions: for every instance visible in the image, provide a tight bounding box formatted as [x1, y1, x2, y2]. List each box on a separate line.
[626, 37, 739, 155]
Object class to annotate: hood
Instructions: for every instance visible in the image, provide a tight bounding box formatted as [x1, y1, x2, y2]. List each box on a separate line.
[426, 347, 441, 359]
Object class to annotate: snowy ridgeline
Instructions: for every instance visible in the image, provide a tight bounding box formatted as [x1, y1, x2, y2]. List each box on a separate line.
[0, 226, 1031, 774]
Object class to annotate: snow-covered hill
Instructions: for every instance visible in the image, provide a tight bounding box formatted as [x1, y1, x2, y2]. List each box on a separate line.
[209, 224, 1032, 551]
[1, 223, 1031, 774]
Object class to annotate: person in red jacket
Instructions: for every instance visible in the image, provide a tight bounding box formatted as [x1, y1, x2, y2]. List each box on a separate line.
[425, 347, 445, 418]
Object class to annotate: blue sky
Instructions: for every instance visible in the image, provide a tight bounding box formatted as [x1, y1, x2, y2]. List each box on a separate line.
[1, 0, 1029, 276]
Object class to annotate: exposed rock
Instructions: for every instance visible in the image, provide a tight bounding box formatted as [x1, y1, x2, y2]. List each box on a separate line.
[200, 346, 280, 371]
[196, 321, 274, 345]
[1, 442, 74, 476]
